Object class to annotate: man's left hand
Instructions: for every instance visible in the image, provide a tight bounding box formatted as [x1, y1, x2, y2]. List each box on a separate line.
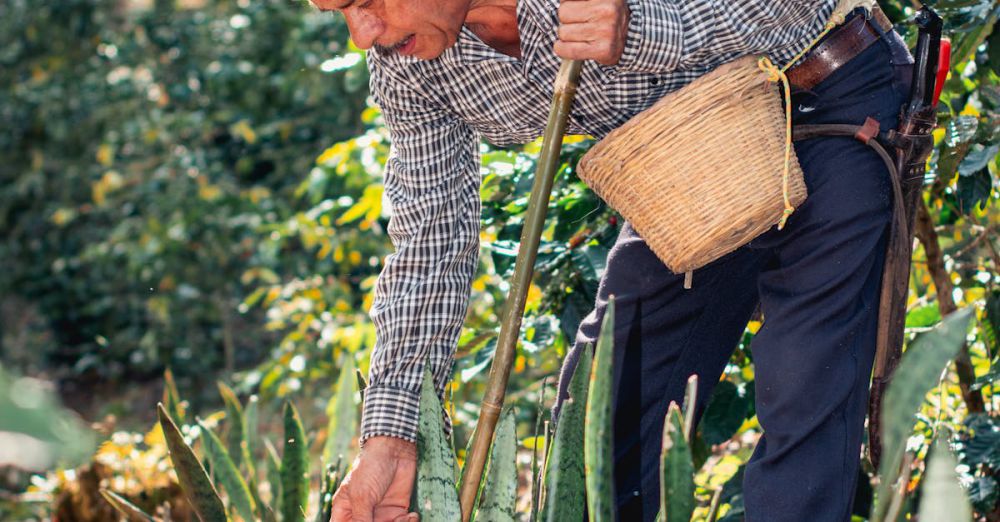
[554, 0, 630, 66]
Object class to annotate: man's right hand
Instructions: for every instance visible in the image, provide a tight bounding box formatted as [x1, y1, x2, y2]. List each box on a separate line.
[330, 436, 420, 522]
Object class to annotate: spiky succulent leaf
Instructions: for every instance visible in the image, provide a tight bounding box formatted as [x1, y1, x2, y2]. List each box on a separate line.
[542, 343, 591, 522]
[324, 355, 359, 464]
[244, 395, 260, 465]
[156, 404, 226, 522]
[197, 420, 256, 522]
[658, 402, 695, 522]
[585, 297, 616, 522]
[162, 369, 184, 424]
[281, 402, 310, 522]
[475, 409, 518, 521]
[264, 438, 282, 516]
[917, 435, 972, 522]
[873, 309, 972, 522]
[100, 489, 155, 522]
[217, 382, 245, 469]
[414, 366, 462, 521]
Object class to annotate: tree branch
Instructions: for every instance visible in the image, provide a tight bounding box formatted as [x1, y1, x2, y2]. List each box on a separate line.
[915, 201, 984, 413]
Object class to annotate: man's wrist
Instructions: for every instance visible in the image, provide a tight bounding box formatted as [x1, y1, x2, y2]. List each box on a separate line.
[360, 435, 418, 460]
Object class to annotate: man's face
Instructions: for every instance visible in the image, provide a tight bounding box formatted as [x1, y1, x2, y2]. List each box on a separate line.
[312, 0, 471, 60]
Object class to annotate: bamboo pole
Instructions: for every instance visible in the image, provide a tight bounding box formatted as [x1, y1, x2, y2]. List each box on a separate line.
[458, 59, 583, 521]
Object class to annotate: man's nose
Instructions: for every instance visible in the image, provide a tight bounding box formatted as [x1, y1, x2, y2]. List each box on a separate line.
[343, 9, 385, 50]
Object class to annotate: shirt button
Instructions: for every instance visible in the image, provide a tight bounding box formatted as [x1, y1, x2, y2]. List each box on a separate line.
[650, 77, 659, 86]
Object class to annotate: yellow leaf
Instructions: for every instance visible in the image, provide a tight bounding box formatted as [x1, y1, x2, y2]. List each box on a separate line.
[471, 274, 490, 292]
[96, 144, 114, 166]
[960, 104, 980, 118]
[230, 120, 258, 144]
[144, 424, 166, 447]
[521, 436, 546, 450]
[51, 208, 77, 226]
[198, 184, 222, 201]
[317, 142, 346, 165]
[525, 283, 542, 312]
[317, 241, 333, 260]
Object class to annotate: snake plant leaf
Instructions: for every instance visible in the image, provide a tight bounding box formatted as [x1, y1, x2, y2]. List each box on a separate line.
[917, 435, 972, 522]
[873, 308, 972, 522]
[475, 408, 518, 522]
[244, 395, 259, 466]
[542, 343, 591, 522]
[217, 382, 245, 469]
[414, 366, 462, 521]
[323, 355, 359, 464]
[100, 489, 155, 522]
[162, 368, 184, 424]
[585, 296, 616, 522]
[156, 403, 227, 522]
[281, 402, 310, 522]
[240, 395, 262, 518]
[264, 438, 282, 517]
[657, 402, 695, 522]
[680, 374, 698, 443]
[197, 420, 256, 522]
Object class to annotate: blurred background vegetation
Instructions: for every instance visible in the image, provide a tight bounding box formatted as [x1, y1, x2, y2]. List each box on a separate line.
[0, 0, 998, 520]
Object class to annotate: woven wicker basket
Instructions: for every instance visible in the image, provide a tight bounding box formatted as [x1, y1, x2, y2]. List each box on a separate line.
[577, 55, 807, 274]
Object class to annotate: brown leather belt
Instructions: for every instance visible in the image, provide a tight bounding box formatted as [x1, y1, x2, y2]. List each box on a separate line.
[787, 7, 895, 90]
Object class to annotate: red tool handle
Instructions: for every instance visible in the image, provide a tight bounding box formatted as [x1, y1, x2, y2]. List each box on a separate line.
[933, 38, 951, 107]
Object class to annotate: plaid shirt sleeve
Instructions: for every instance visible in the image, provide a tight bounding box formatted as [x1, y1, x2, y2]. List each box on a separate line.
[359, 53, 482, 445]
[618, 0, 837, 73]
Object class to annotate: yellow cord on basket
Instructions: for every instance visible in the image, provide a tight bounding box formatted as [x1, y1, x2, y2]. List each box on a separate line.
[757, 56, 795, 231]
[757, 9, 851, 230]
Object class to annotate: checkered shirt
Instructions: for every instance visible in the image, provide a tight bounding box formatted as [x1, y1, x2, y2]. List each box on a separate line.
[359, 0, 838, 444]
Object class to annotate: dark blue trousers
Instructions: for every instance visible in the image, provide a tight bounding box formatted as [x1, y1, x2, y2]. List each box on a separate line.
[554, 30, 913, 522]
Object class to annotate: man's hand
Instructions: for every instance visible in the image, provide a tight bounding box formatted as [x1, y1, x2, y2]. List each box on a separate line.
[330, 436, 419, 522]
[554, 0, 630, 65]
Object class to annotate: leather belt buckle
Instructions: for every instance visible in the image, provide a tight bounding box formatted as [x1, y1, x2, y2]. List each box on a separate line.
[786, 7, 895, 91]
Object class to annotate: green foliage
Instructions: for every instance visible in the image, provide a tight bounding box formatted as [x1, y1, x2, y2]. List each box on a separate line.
[542, 345, 591, 522]
[698, 380, 753, 447]
[157, 403, 227, 522]
[100, 489, 156, 522]
[0, 0, 367, 391]
[197, 419, 256, 522]
[0, 364, 96, 469]
[475, 409, 518, 522]
[281, 402, 309, 522]
[918, 435, 973, 522]
[874, 309, 973, 522]
[584, 297, 616, 522]
[217, 381, 246, 469]
[322, 354, 358, 465]
[658, 403, 695, 522]
[314, 463, 343, 522]
[414, 367, 462, 521]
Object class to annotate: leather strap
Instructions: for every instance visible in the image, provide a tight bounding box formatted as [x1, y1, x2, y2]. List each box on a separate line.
[786, 7, 895, 91]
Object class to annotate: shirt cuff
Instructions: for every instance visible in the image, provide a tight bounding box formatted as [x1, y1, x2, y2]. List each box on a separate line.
[617, 0, 685, 74]
[359, 383, 454, 445]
